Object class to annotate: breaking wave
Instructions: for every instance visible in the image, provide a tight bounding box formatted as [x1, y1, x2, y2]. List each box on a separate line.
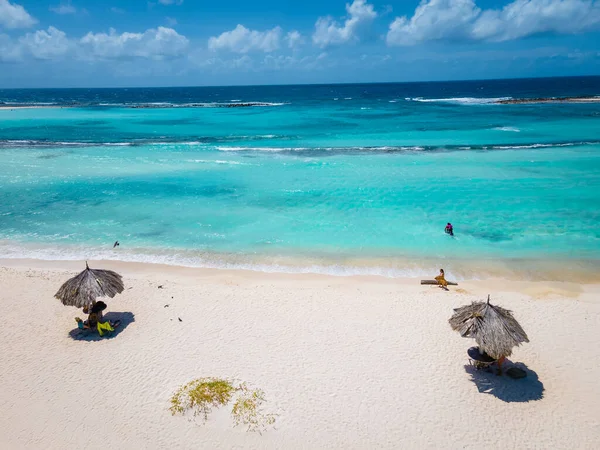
[2, 139, 598, 153]
[0, 241, 462, 280]
[493, 126, 521, 132]
[215, 141, 599, 153]
[407, 97, 512, 105]
[0, 101, 288, 109]
[0, 135, 284, 149]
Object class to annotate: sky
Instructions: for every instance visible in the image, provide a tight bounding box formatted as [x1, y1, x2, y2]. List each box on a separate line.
[1, 0, 600, 87]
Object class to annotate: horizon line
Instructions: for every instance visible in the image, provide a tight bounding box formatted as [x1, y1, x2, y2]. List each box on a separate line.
[2, 74, 600, 91]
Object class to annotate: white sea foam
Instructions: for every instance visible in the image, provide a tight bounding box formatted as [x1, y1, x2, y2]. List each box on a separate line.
[98, 101, 288, 108]
[215, 145, 426, 152]
[493, 126, 521, 132]
[490, 143, 580, 150]
[0, 241, 457, 280]
[187, 159, 249, 165]
[216, 146, 295, 152]
[1, 102, 58, 106]
[408, 97, 512, 105]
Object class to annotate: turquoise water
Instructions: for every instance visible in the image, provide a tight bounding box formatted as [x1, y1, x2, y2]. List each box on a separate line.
[1, 79, 600, 280]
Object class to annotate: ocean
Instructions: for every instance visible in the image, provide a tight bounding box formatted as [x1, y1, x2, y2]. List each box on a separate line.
[1, 76, 600, 280]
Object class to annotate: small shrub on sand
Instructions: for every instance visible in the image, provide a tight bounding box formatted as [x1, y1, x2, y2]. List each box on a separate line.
[170, 378, 237, 420]
[232, 384, 276, 433]
[170, 378, 276, 433]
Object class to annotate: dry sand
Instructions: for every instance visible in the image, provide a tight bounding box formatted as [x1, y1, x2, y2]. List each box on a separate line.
[0, 258, 599, 449]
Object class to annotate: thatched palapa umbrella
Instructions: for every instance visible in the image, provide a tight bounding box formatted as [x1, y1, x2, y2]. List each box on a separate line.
[54, 262, 124, 309]
[449, 295, 529, 365]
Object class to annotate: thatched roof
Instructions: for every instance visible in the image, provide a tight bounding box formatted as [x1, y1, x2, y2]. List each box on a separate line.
[54, 262, 124, 308]
[449, 295, 529, 359]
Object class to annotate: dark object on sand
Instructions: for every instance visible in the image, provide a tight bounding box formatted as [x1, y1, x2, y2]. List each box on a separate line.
[164, 304, 169, 308]
[468, 346, 496, 363]
[467, 346, 497, 370]
[113, 241, 120, 248]
[158, 285, 164, 289]
[421, 279, 458, 286]
[54, 262, 124, 309]
[506, 367, 527, 379]
[178, 317, 182, 322]
[449, 295, 529, 360]
[91, 301, 107, 313]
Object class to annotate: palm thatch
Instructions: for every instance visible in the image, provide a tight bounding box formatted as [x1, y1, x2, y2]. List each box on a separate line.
[449, 295, 529, 359]
[54, 262, 124, 308]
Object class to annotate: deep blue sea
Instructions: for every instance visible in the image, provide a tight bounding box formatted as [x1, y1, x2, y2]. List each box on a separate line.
[1, 77, 599, 280]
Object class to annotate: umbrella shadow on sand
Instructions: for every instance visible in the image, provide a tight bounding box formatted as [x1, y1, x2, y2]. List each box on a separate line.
[68, 312, 135, 342]
[465, 362, 544, 403]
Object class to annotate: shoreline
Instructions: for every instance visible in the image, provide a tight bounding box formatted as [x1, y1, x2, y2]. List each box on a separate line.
[1, 257, 598, 298]
[2, 240, 600, 283]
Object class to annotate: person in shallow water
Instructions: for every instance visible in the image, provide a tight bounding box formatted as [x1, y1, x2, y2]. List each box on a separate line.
[445, 222, 454, 236]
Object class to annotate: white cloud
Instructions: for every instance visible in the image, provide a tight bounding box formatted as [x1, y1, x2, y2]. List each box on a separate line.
[313, 0, 377, 48]
[165, 16, 177, 26]
[0, 33, 22, 61]
[80, 27, 189, 60]
[0, 0, 37, 29]
[208, 24, 282, 53]
[474, 0, 600, 41]
[158, 0, 183, 4]
[110, 7, 125, 14]
[387, 0, 600, 46]
[286, 30, 303, 48]
[263, 54, 296, 69]
[50, 2, 76, 15]
[19, 26, 70, 59]
[191, 51, 335, 74]
[387, 0, 480, 45]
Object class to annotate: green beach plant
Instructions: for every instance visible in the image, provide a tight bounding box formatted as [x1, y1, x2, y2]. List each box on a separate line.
[231, 384, 276, 433]
[170, 377, 238, 420]
[170, 377, 276, 433]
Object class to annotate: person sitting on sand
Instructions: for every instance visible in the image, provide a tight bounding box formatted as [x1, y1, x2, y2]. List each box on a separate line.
[445, 223, 454, 236]
[87, 301, 107, 327]
[435, 269, 448, 290]
[76, 301, 120, 335]
[75, 317, 90, 330]
[76, 315, 120, 335]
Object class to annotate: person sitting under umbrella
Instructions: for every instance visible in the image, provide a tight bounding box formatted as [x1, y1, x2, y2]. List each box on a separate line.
[75, 301, 120, 336]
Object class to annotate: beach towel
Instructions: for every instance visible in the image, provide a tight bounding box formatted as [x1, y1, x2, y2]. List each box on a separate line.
[97, 321, 114, 336]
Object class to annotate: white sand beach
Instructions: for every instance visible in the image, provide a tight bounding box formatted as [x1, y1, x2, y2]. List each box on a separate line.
[1, 258, 599, 449]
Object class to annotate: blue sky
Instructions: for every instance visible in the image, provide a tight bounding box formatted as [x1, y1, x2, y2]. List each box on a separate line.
[1, 0, 600, 87]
